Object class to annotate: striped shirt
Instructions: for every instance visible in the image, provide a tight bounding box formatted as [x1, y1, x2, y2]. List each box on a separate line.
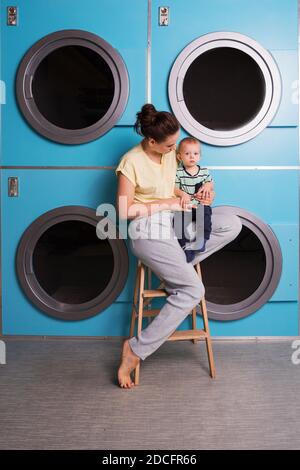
[175, 164, 212, 206]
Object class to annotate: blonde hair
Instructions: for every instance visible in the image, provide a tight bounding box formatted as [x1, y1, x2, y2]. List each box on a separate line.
[176, 137, 201, 162]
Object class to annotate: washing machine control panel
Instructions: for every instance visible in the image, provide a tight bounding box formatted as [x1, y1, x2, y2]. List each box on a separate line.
[159, 6, 169, 26]
[8, 177, 19, 197]
[7, 6, 17, 26]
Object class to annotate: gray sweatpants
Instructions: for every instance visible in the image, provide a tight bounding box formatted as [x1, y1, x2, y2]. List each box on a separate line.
[128, 207, 242, 360]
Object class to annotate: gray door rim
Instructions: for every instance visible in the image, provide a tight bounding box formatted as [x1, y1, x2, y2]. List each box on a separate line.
[16, 205, 129, 321]
[168, 31, 282, 146]
[16, 29, 129, 144]
[199, 205, 283, 321]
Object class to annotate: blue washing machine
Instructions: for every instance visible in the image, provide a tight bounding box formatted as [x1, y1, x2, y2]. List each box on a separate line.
[196, 170, 299, 336]
[0, 0, 148, 336]
[152, 0, 298, 164]
[1, 0, 148, 165]
[1, 168, 139, 336]
[151, 0, 299, 335]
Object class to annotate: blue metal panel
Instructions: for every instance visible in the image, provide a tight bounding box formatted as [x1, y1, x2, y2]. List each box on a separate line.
[270, 224, 298, 301]
[4, 122, 297, 168]
[269, 51, 298, 127]
[181, 127, 299, 167]
[3, 300, 133, 337]
[153, 0, 298, 50]
[1, 126, 141, 167]
[179, 301, 299, 336]
[0, 0, 147, 166]
[212, 169, 299, 223]
[154, 0, 298, 51]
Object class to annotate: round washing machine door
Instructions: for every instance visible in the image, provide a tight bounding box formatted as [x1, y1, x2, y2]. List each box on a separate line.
[199, 206, 282, 321]
[16, 206, 129, 321]
[169, 32, 281, 146]
[16, 30, 129, 144]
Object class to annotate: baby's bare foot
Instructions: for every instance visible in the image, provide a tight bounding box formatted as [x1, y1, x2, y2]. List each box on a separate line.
[118, 339, 140, 389]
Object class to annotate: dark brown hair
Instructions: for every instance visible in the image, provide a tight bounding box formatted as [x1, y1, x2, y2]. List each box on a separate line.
[134, 104, 179, 143]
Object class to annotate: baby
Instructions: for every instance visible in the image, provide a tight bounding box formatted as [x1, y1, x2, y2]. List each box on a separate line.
[173, 137, 213, 263]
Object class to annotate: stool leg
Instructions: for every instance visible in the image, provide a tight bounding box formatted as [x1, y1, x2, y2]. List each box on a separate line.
[146, 267, 153, 326]
[192, 263, 202, 344]
[191, 306, 197, 344]
[201, 297, 216, 379]
[129, 262, 140, 338]
[134, 263, 145, 386]
[195, 262, 216, 378]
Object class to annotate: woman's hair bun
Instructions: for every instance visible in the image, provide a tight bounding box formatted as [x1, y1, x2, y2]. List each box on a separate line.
[140, 103, 157, 117]
[135, 104, 157, 131]
[134, 103, 179, 142]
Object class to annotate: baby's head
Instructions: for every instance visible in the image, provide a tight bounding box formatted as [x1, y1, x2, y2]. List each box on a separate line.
[177, 137, 201, 168]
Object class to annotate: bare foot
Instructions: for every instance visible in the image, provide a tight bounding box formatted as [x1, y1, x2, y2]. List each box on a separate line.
[118, 339, 140, 389]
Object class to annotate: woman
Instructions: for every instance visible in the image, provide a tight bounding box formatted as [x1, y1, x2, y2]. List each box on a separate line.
[116, 104, 242, 388]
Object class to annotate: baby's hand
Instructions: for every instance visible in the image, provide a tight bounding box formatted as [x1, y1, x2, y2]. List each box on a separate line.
[196, 182, 214, 200]
[180, 192, 191, 208]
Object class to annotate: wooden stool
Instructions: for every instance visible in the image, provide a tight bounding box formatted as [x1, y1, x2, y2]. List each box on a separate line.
[129, 260, 216, 385]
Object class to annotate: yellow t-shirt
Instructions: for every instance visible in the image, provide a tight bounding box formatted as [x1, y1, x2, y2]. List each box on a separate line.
[115, 143, 177, 204]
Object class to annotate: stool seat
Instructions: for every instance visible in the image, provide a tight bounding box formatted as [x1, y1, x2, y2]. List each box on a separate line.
[129, 260, 216, 384]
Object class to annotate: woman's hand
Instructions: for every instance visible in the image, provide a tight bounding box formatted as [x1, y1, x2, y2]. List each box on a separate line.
[194, 190, 215, 206]
[164, 197, 195, 212]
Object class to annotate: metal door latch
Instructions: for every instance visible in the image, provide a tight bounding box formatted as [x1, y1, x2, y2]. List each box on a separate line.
[159, 6, 169, 26]
[8, 177, 19, 197]
[7, 6, 18, 26]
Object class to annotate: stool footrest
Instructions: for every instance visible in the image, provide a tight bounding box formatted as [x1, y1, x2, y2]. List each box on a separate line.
[168, 329, 207, 341]
[133, 307, 195, 318]
[143, 289, 167, 298]
[139, 308, 161, 317]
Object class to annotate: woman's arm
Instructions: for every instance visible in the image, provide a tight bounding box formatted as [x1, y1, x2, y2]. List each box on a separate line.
[174, 187, 185, 198]
[116, 174, 183, 220]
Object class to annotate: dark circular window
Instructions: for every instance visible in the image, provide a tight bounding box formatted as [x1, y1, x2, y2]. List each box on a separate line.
[16, 30, 129, 144]
[202, 226, 266, 304]
[32, 221, 114, 304]
[197, 206, 282, 321]
[169, 32, 281, 146]
[32, 45, 115, 130]
[183, 47, 266, 131]
[16, 206, 129, 321]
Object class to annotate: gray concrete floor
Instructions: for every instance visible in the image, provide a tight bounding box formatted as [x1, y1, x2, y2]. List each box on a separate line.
[0, 338, 299, 450]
